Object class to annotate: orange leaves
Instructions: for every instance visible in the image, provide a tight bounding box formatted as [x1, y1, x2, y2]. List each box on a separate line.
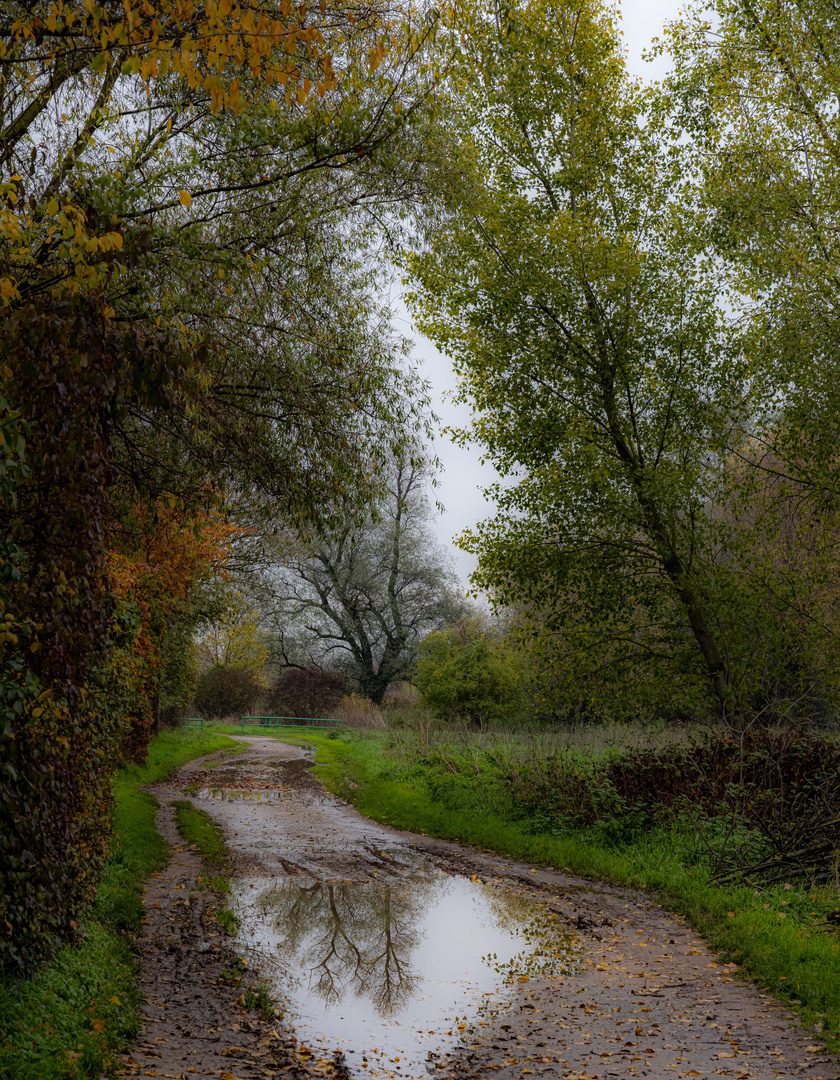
[107, 497, 238, 613]
[3, 0, 348, 119]
[105, 497, 238, 751]
[369, 38, 387, 71]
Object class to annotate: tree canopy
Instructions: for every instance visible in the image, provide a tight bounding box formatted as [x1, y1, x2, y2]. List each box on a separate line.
[0, 0, 442, 970]
[405, 0, 840, 726]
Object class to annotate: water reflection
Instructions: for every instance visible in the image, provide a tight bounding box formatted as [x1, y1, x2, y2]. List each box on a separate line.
[255, 879, 429, 1014]
[233, 873, 579, 1079]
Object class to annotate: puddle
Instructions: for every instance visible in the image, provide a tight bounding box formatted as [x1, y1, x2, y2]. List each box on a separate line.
[232, 873, 579, 1078]
[199, 787, 333, 806]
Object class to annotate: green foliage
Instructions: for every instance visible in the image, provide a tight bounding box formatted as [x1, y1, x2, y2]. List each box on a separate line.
[197, 592, 269, 677]
[415, 621, 527, 725]
[406, 0, 840, 726]
[0, 923, 139, 1080]
[158, 617, 199, 728]
[0, 296, 208, 973]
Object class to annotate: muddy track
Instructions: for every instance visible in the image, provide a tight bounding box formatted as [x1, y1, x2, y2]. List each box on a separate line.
[125, 737, 838, 1080]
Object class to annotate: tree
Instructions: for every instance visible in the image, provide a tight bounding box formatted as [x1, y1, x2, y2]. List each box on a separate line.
[405, 0, 840, 725]
[264, 446, 465, 704]
[196, 588, 270, 676]
[415, 617, 526, 726]
[0, 0, 439, 969]
[107, 494, 240, 756]
[662, 0, 840, 516]
[268, 668, 347, 718]
[405, 0, 741, 721]
[1, 0, 440, 522]
[193, 664, 264, 719]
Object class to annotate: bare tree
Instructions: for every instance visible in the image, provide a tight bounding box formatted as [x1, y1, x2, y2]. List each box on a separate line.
[264, 448, 465, 704]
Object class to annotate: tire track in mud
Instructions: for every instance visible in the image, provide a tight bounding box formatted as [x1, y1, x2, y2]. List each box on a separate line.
[126, 737, 838, 1080]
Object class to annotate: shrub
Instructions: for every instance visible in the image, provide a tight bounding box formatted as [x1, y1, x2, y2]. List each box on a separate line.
[415, 626, 526, 725]
[383, 684, 421, 709]
[268, 668, 347, 719]
[495, 728, 840, 882]
[193, 666, 263, 719]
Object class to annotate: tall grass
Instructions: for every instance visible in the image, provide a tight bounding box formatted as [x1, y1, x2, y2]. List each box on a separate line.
[380, 707, 701, 760]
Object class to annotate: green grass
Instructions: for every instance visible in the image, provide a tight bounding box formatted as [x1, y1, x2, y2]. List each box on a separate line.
[246, 725, 840, 1053]
[172, 799, 274, 1011]
[173, 800, 236, 926]
[174, 799, 230, 870]
[0, 727, 243, 1080]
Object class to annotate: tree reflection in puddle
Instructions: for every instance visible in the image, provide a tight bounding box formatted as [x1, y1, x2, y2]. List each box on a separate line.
[232, 872, 579, 1078]
[260, 878, 425, 1014]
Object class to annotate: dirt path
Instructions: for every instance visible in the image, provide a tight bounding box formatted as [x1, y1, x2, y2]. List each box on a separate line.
[126, 736, 838, 1080]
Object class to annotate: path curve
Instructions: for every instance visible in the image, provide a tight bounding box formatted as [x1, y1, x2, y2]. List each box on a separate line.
[127, 736, 837, 1080]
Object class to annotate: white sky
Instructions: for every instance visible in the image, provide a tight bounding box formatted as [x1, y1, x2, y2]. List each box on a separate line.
[409, 0, 683, 586]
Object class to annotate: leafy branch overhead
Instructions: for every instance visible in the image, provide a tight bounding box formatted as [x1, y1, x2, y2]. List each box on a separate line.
[0, 0, 440, 973]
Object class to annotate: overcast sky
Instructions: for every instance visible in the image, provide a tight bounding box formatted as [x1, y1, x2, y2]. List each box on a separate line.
[407, 0, 684, 586]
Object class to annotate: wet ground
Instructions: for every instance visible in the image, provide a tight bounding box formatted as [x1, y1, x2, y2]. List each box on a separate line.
[126, 736, 839, 1080]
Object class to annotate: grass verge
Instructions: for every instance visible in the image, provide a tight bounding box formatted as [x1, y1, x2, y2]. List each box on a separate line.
[173, 800, 236, 927]
[0, 728, 244, 1080]
[172, 799, 274, 1015]
[233, 725, 840, 1054]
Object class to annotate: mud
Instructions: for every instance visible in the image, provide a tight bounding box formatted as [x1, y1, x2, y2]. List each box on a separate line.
[127, 736, 838, 1080]
[121, 794, 338, 1080]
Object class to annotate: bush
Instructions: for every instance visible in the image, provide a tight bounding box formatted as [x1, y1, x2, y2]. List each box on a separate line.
[494, 729, 840, 882]
[415, 626, 526, 725]
[268, 668, 346, 719]
[193, 665, 263, 719]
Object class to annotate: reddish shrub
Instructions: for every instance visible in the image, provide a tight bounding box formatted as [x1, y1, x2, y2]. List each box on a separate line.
[268, 669, 346, 719]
